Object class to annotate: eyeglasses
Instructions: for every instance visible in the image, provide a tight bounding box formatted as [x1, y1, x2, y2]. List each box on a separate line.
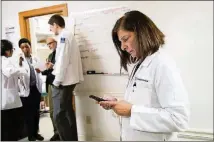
[47, 41, 55, 46]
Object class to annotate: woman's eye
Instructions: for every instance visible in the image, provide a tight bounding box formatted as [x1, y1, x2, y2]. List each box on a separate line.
[123, 37, 129, 42]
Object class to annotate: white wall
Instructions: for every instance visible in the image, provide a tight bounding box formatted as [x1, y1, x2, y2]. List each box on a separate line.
[2, 1, 213, 141]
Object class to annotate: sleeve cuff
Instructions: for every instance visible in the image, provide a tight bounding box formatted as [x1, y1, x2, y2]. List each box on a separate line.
[53, 80, 61, 87]
[130, 105, 148, 131]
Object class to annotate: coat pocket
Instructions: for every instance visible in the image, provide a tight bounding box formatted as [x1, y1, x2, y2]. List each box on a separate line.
[18, 78, 27, 96]
[3, 89, 20, 109]
[130, 79, 153, 106]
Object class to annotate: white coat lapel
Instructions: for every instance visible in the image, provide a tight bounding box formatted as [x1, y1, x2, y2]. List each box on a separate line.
[31, 56, 39, 83]
[22, 55, 30, 77]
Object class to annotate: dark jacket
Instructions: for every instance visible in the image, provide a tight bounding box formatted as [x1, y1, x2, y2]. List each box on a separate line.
[41, 50, 56, 93]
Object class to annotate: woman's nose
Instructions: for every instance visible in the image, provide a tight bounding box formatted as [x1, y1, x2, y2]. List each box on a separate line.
[121, 43, 127, 51]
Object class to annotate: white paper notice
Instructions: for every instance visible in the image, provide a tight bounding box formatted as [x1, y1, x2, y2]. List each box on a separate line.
[34, 61, 46, 71]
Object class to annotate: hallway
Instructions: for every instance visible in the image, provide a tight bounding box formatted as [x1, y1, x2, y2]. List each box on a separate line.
[19, 113, 53, 141]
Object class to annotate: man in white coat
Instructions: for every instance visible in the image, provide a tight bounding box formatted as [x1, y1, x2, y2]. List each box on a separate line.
[18, 38, 44, 141]
[48, 14, 84, 141]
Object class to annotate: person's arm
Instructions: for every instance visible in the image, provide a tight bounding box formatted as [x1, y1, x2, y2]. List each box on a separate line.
[130, 60, 190, 133]
[41, 69, 48, 75]
[41, 68, 53, 75]
[42, 52, 54, 75]
[53, 36, 72, 86]
[2, 58, 26, 78]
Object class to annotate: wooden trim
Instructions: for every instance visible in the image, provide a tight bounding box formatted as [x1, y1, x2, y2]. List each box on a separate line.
[25, 18, 31, 42]
[19, 3, 68, 39]
[19, 15, 27, 38]
[17, 3, 78, 111]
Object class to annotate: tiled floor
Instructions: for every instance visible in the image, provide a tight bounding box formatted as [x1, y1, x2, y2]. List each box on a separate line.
[19, 113, 54, 141]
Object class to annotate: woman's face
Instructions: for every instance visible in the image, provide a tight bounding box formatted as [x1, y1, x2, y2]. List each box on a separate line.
[5, 49, 14, 57]
[20, 43, 31, 57]
[117, 29, 138, 58]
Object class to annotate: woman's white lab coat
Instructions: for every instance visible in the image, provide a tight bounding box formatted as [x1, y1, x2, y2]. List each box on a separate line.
[121, 49, 190, 141]
[17, 54, 43, 97]
[1, 56, 27, 110]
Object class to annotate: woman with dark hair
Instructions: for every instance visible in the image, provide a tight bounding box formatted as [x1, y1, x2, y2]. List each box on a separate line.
[98, 11, 190, 141]
[1, 39, 27, 141]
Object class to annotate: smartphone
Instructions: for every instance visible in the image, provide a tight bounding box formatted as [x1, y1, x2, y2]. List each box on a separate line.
[89, 95, 106, 102]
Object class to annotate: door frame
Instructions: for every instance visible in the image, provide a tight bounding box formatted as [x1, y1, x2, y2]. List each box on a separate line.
[18, 3, 76, 111]
[19, 3, 68, 41]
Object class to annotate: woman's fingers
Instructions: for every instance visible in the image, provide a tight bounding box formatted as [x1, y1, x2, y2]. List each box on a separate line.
[103, 96, 117, 101]
[100, 101, 116, 108]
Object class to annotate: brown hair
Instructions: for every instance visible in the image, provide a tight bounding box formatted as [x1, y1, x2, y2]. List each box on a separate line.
[48, 14, 65, 28]
[112, 10, 165, 72]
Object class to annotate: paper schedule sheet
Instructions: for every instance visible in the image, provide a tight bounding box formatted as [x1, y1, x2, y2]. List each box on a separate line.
[33, 60, 47, 71]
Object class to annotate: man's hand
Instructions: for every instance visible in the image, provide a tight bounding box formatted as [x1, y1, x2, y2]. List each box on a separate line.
[46, 62, 54, 69]
[35, 68, 41, 73]
[99, 100, 132, 116]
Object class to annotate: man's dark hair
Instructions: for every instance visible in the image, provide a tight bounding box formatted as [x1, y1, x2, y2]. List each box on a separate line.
[1, 39, 13, 56]
[48, 14, 65, 28]
[18, 38, 31, 48]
